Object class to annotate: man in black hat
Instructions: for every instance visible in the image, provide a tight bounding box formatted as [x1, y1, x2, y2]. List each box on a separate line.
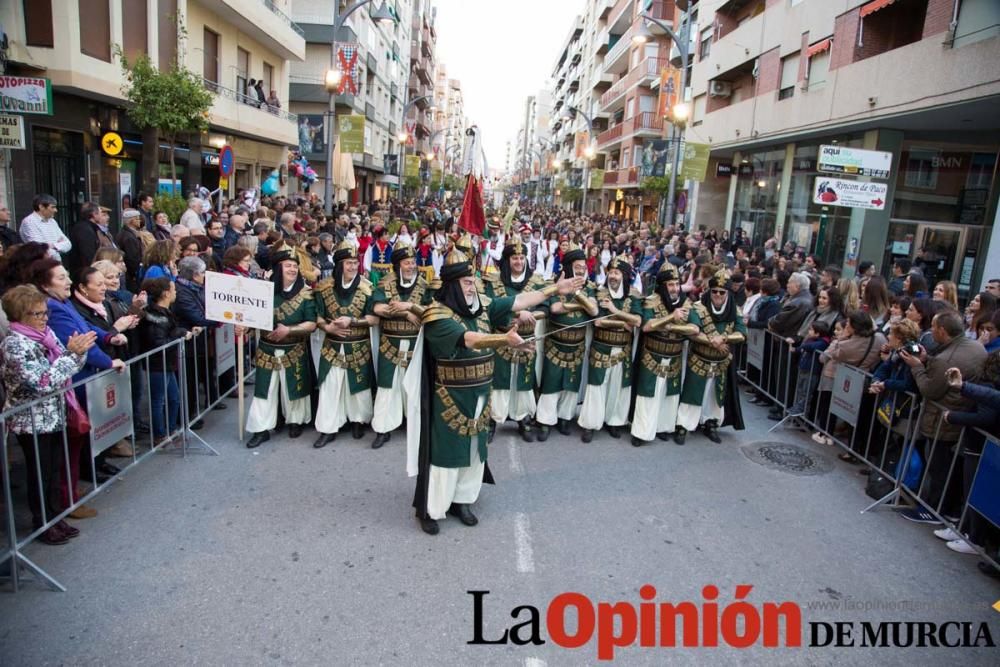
[369, 242, 431, 449]
[535, 243, 599, 440]
[578, 255, 643, 442]
[312, 241, 378, 448]
[484, 238, 547, 442]
[406, 249, 582, 535]
[244, 249, 317, 448]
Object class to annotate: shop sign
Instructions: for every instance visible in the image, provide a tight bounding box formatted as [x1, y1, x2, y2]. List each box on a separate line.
[0, 114, 26, 149]
[203, 152, 220, 166]
[817, 145, 892, 179]
[101, 131, 123, 156]
[813, 177, 888, 210]
[716, 162, 734, 178]
[0, 76, 53, 115]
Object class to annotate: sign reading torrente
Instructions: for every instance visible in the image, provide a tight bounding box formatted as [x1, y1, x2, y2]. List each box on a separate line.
[204, 272, 275, 331]
[817, 145, 892, 179]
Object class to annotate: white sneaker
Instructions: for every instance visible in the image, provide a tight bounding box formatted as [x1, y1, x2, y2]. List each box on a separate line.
[946, 539, 978, 554]
[811, 432, 827, 445]
[933, 527, 962, 542]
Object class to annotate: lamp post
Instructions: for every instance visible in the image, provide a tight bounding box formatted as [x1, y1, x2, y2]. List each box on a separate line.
[324, 0, 395, 215]
[395, 94, 433, 198]
[633, 5, 690, 228]
[565, 105, 596, 216]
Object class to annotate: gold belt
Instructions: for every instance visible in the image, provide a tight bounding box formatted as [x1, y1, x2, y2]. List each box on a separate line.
[379, 336, 414, 368]
[590, 342, 631, 369]
[255, 344, 306, 371]
[594, 328, 632, 346]
[382, 318, 420, 336]
[544, 338, 585, 369]
[640, 349, 682, 379]
[497, 344, 535, 365]
[437, 385, 493, 437]
[321, 337, 372, 369]
[691, 342, 730, 362]
[550, 325, 586, 345]
[645, 334, 683, 356]
[689, 352, 730, 378]
[435, 356, 495, 387]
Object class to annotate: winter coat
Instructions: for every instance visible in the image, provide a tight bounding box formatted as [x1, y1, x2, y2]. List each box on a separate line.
[912, 335, 987, 442]
[768, 290, 815, 338]
[0, 330, 86, 434]
[138, 304, 188, 372]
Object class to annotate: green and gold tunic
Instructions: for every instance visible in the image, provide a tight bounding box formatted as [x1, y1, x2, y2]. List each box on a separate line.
[422, 295, 515, 468]
[253, 287, 317, 400]
[539, 280, 597, 394]
[586, 288, 642, 387]
[484, 273, 546, 392]
[634, 294, 697, 397]
[371, 273, 432, 388]
[314, 277, 375, 393]
[679, 301, 747, 406]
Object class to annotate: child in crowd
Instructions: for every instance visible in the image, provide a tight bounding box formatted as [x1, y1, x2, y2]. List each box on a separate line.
[789, 320, 832, 419]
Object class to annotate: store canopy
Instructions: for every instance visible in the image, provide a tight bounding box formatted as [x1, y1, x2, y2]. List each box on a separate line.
[860, 0, 898, 18]
[807, 38, 832, 58]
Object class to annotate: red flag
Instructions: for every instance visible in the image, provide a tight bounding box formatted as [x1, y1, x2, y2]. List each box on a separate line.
[457, 174, 485, 236]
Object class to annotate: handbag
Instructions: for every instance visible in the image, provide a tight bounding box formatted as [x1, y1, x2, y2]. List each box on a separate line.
[876, 393, 911, 429]
[65, 396, 92, 437]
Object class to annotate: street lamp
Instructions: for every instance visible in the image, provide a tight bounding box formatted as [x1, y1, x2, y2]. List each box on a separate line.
[396, 94, 432, 197]
[565, 105, 596, 215]
[324, 0, 396, 215]
[634, 7, 691, 228]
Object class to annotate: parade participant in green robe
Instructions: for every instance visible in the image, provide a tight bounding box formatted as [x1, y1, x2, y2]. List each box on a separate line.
[630, 264, 700, 446]
[484, 238, 547, 443]
[677, 267, 748, 443]
[578, 256, 643, 442]
[369, 242, 431, 450]
[406, 249, 583, 535]
[535, 243, 599, 441]
[244, 250, 317, 449]
[312, 242, 379, 449]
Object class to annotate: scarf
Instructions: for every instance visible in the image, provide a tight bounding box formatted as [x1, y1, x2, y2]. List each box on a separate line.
[10, 323, 84, 412]
[75, 292, 108, 319]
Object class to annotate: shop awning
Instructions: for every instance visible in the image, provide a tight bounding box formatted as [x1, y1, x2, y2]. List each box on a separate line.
[807, 38, 832, 58]
[860, 0, 898, 18]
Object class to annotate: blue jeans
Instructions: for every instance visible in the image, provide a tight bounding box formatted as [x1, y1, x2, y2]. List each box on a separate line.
[149, 371, 180, 438]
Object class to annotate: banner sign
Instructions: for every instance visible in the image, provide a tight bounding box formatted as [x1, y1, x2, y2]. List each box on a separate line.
[640, 139, 671, 178]
[335, 44, 361, 95]
[574, 131, 590, 159]
[830, 365, 867, 426]
[88, 368, 134, 457]
[0, 114, 26, 149]
[680, 142, 711, 182]
[813, 177, 888, 210]
[383, 153, 399, 176]
[817, 145, 892, 179]
[657, 67, 682, 121]
[214, 324, 237, 377]
[0, 76, 53, 115]
[338, 115, 365, 154]
[589, 169, 605, 189]
[746, 329, 765, 370]
[404, 154, 421, 178]
[969, 439, 1000, 529]
[204, 272, 275, 332]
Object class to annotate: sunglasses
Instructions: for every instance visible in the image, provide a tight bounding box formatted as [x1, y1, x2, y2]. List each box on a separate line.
[710, 289, 728, 295]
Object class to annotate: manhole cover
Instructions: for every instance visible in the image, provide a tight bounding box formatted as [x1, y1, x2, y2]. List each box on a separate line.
[741, 442, 834, 476]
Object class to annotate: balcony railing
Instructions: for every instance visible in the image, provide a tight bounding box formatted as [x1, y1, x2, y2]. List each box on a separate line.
[596, 111, 664, 147]
[600, 56, 667, 109]
[631, 111, 664, 133]
[603, 167, 640, 186]
[607, 0, 632, 28]
[262, 0, 305, 37]
[202, 78, 297, 122]
[597, 123, 624, 146]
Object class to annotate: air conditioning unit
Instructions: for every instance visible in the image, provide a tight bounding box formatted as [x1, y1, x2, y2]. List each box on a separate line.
[709, 81, 732, 98]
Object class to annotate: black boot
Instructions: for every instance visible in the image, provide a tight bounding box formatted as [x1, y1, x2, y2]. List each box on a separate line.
[703, 420, 722, 444]
[288, 423, 304, 438]
[246, 431, 270, 448]
[447, 503, 478, 526]
[488, 420, 497, 443]
[631, 436, 647, 447]
[313, 433, 336, 449]
[517, 419, 535, 443]
[656, 431, 671, 441]
[352, 422, 365, 439]
[419, 517, 439, 535]
[581, 429, 594, 443]
[557, 418, 571, 436]
[536, 425, 550, 442]
[371, 432, 390, 449]
[606, 425, 621, 439]
[673, 427, 687, 446]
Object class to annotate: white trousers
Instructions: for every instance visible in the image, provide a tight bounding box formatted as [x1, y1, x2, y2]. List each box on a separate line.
[535, 390, 577, 425]
[371, 339, 411, 434]
[630, 356, 680, 441]
[426, 396, 486, 520]
[491, 363, 536, 423]
[676, 379, 724, 431]
[245, 350, 311, 433]
[578, 350, 629, 430]
[315, 366, 374, 435]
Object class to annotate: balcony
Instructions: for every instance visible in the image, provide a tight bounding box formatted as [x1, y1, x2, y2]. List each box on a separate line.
[608, 0, 633, 33]
[202, 77, 297, 145]
[199, 0, 305, 60]
[602, 167, 640, 188]
[597, 123, 624, 147]
[600, 56, 668, 110]
[596, 111, 664, 148]
[603, 23, 638, 75]
[598, 0, 615, 19]
[596, 27, 611, 55]
[592, 70, 614, 91]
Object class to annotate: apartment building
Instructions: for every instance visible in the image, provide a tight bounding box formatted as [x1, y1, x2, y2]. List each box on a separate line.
[290, 0, 413, 205]
[1, 0, 306, 228]
[689, 0, 1000, 291]
[432, 64, 467, 180]
[511, 91, 555, 203]
[405, 0, 436, 168]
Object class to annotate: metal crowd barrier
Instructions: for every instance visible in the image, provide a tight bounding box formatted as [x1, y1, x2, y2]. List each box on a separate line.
[738, 326, 999, 573]
[1, 336, 225, 593]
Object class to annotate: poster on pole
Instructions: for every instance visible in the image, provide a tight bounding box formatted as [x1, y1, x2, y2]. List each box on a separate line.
[817, 145, 892, 179]
[657, 67, 682, 121]
[746, 328, 765, 370]
[404, 155, 421, 178]
[680, 142, 711, 182]
[813, 177, 888, 210]
[214, 323, 237, 377]
[339, 115, 365, 154]
[830, 365, 867, 426]
[204, 272, 275, 332]
[88, 368, 134, 457]
[589, 169, 605, 190]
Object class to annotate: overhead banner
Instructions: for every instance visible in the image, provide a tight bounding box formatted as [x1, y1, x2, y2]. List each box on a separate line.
[214, 324, 237, 377]
[830, 365, 867, 426]
[335, 43, 361, 95]
[589, 169, 605, 189]
[0, 114, 26, 149]
[204, 272, 275, 332]
[338, 114, 365, 154]
[813, 177, 889, 210]
[404, 155, 421, 178]
[657, 67, 682, 121]
[0, 76, 53, 115]
[640, 139, 671, 178]
[680, 142, 711, 182]
[383, 153, 399, 176]
[817, 145, 892, 179]
[88, 368, 134, 457]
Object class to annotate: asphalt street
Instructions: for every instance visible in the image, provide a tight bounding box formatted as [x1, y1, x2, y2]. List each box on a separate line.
[2, 389, 999, 666]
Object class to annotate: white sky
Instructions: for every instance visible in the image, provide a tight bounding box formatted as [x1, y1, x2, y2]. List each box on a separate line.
[432, 0, 582, 173]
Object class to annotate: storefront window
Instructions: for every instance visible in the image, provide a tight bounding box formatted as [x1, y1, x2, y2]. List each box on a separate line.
[731, 148, 784, 249]
[893, 143, 997, 224]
